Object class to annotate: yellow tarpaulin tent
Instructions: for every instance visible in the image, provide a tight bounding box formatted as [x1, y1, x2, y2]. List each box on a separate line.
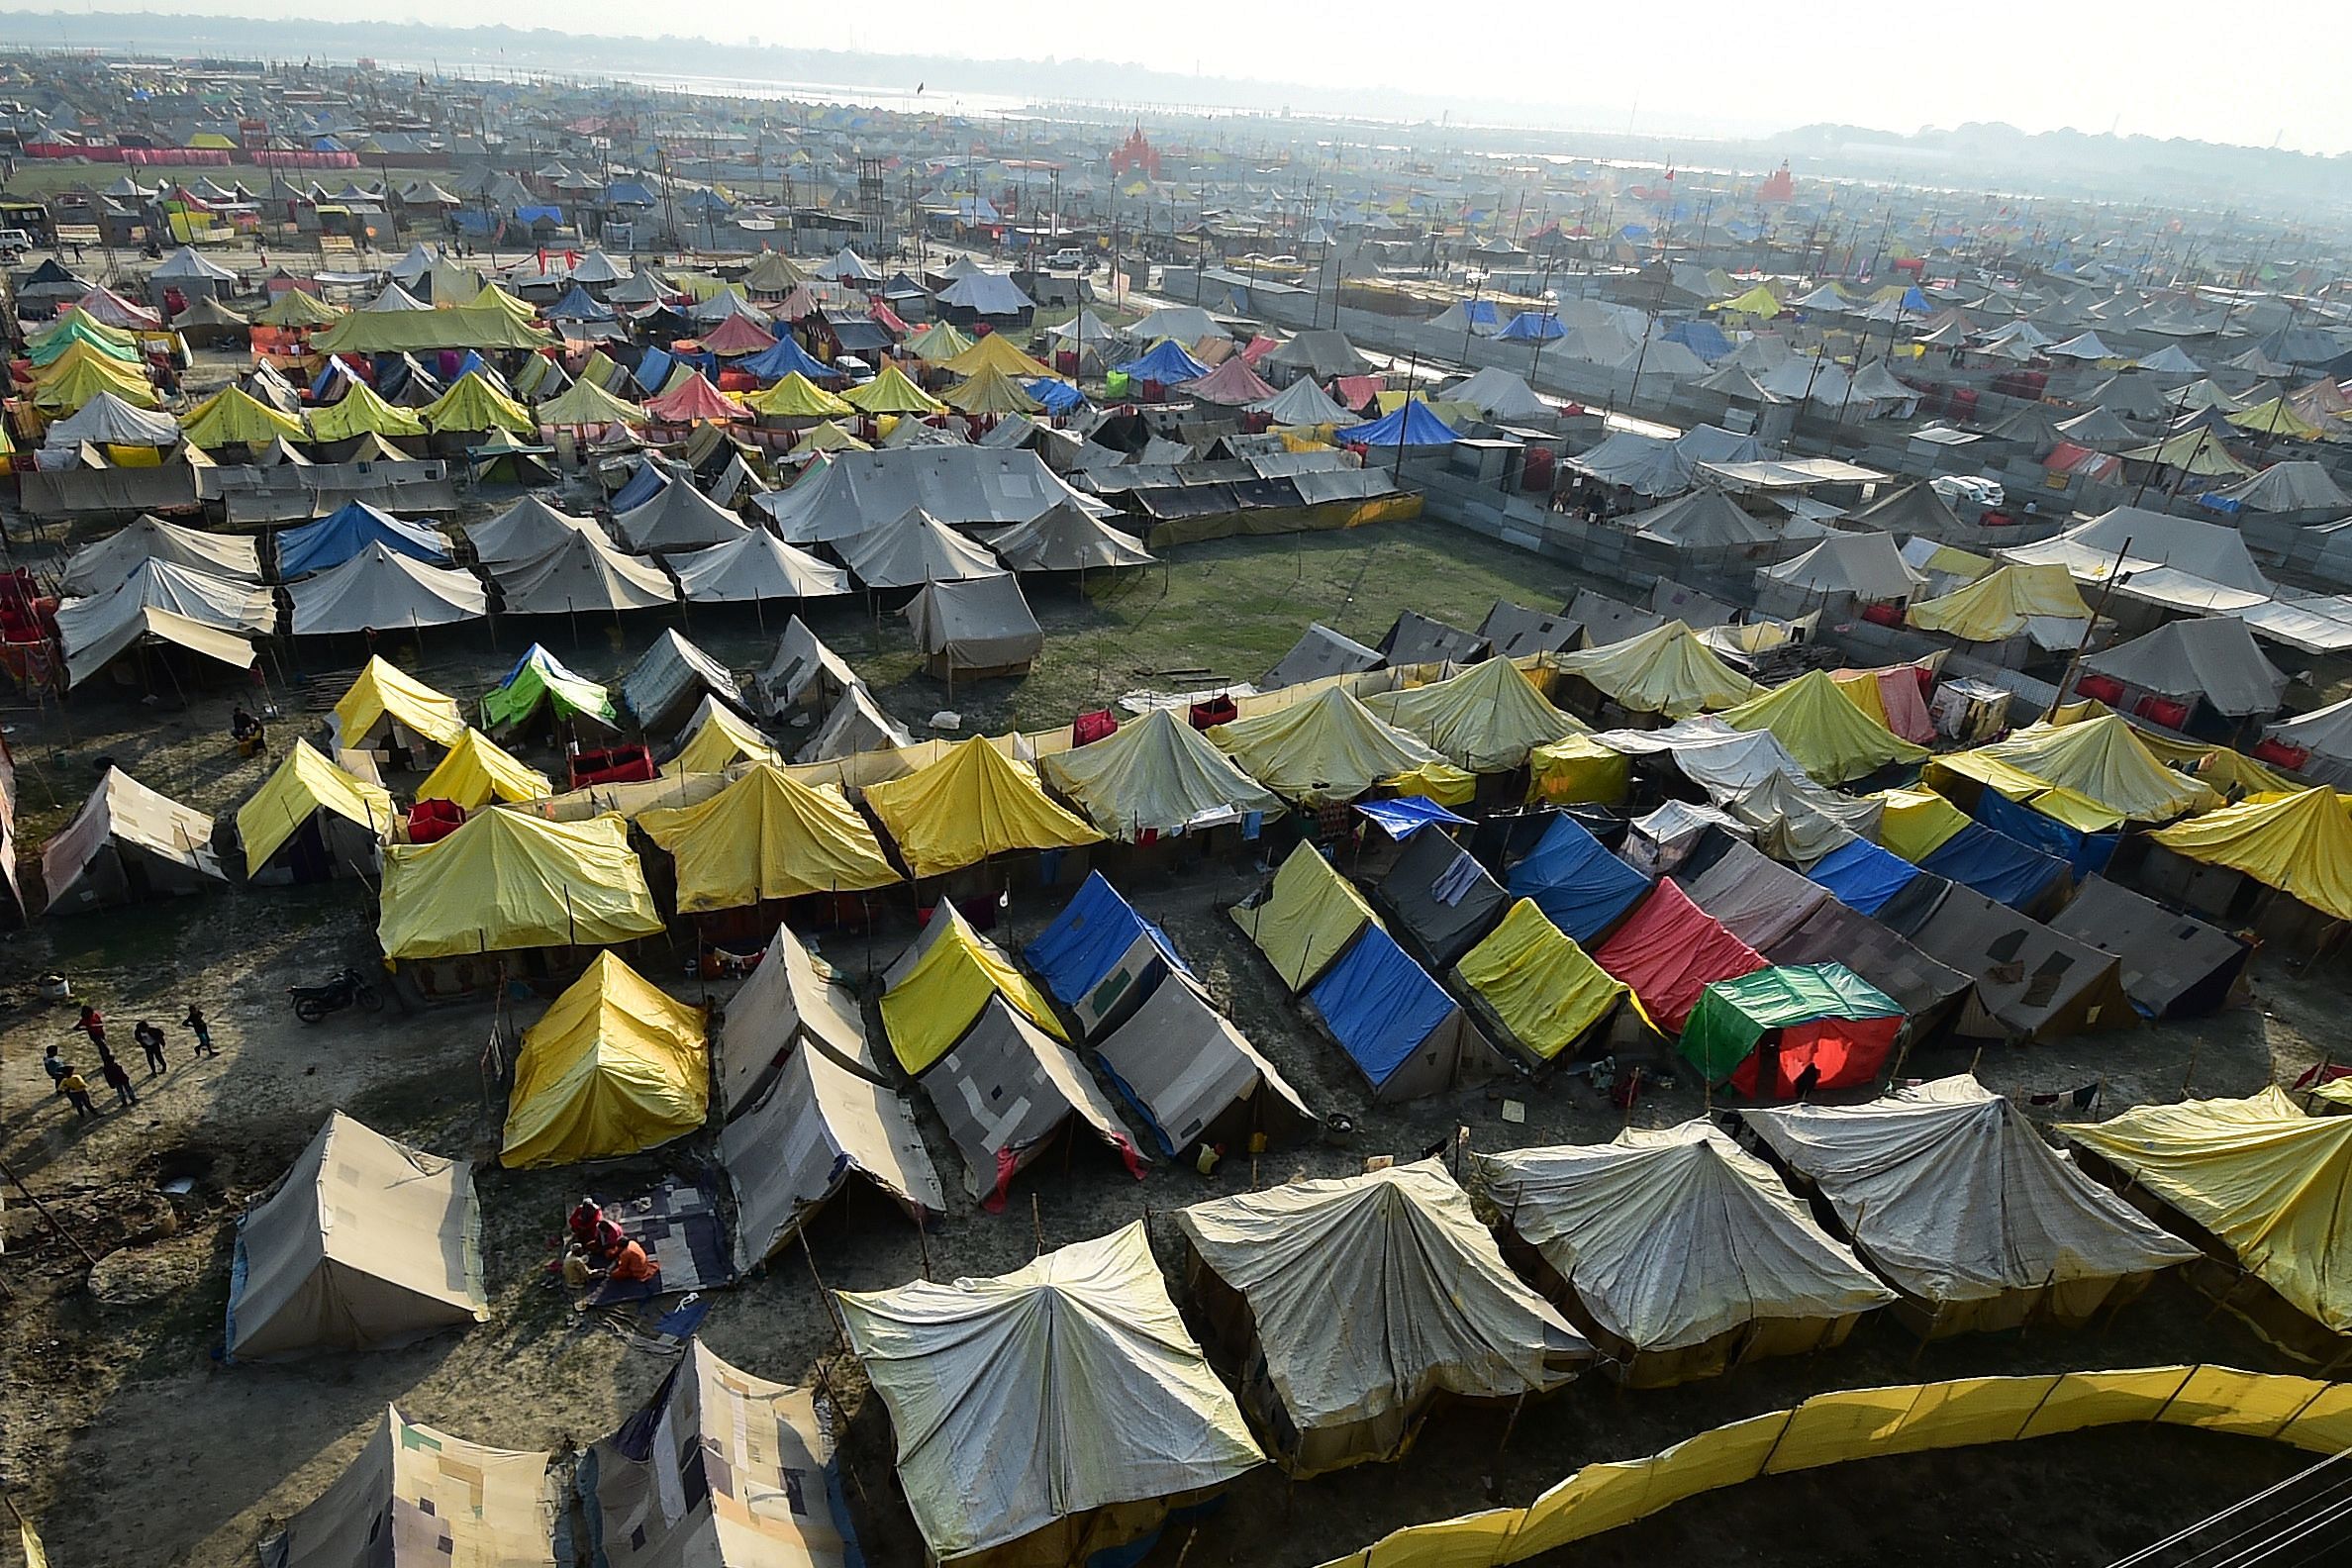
[879, 902, 1067, 1074]
[501, 951, 708, 1167]
[2123, 429, 2254, 478]
[2064, 1089, 2352, 1337]
[1365, 658, 1587, 772]
[791, 420, 872, 456]
[1525, 735, 1632, 807]
[308, 379, 429, 441]
[1906, 565, 2090, 642]
[1932, 716, 2218, 824]
[904, 321, 973, 364]
[742, 371, 853, 420]
[422, 371, 535, 435]
[1549, 622, 1761, 719]
[862, 735, 1103, 879]
[30, 352, 158, 413]
[664, 702, 785, 776]
[1710, 283, 1784, 318]
[238, 739, 394, 875]
[378, 808, 664, 957]
[1873, 786, 1971, 862]
[1208, 687, 1449, 806]
[1455, 899, 1641, 1062]
[637, 764, 901, 911]
[937, 331, 1052, 380]
[841, 362, 946, 416]
[334, 656, 466, 749]
[1229, 840, 1382, 992]
[1722, 670, 1927, 785]
[414, 729, 552, 809]
[310, 291, 555, 354]
[181, 385, 305, 446]
[537, 377, 646, 427]
[1383, 758, 1479, 806]
[2228, 399, 2321, 440]
[2149, 787, 2352, 923]
[945, 364, 1045, 416]
[2048, 700, 2299, 797]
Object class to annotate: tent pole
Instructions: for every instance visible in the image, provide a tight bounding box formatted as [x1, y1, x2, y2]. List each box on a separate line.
[2045, 535, 2133, 724]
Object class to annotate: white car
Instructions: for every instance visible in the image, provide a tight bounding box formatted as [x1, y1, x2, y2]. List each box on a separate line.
[1930, 474, 2005, 510]
[1046, 247, 1090, 272]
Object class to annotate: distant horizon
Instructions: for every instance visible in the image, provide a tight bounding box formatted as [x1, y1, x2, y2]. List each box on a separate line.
[3, 5, 2348, 157]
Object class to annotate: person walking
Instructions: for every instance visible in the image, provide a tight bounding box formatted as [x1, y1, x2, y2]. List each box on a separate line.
[59, 1067, 97, 1120]
[98, 1049, 138, 1109]
[185, 1003, 217, 1058]
[72, 1003, 107, 1054]
[136, 1021, 168, 1076]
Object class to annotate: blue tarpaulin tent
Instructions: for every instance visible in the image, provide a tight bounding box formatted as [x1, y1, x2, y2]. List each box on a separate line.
[1355, 797, 1472, 839]
[1305, 925, 1470, 1099]
[1973, 789, 2118, 879]
[1336, 401, 1462, 446]
[633, 346, 674, 397]
[608, 458, 672, 514]
[1803, 836, 1921, 917]
[1496, 311, 1564, 342]
[1024, 872, 1190, 1037]
[1917, 821, 2070, 911]
[735, 334, 834, 383]
[1507, 815, 1650, 943]
[1663, 320, 1733, 361]
[1025, 377, 1087, 415]
[276, 502, 450, 579]
[1118, 339, 1213, 383]
[546, 284, 615, 322]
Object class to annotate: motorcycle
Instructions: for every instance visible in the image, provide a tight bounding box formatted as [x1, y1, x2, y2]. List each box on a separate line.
[289, 967, 382, 1024]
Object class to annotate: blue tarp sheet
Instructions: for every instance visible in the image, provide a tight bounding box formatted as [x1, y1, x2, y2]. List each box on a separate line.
[633, 346, 674, 397]
[1507, 815, 1650, 943]
[1336, 401, 1461, 446]
[1306, 925, 1455, 1094]
[1918, 821, 2070, 911]
[1804, 836, 1921, 917]
[1023, 871, 1189, 1010]
[546, 283, 614, 322]
[1663, 320, 1733, 361]
[1974, 788, 2118, 879]
[609, 458, 671, 514]
[1355, 797, 1472, 839]
[1496, 311, 1564, 342]
[736, 334, 833, 383]
[1026, 377, 1087, 415]
[1117, 339, 1212, 383]
[276, 502, 449, 578]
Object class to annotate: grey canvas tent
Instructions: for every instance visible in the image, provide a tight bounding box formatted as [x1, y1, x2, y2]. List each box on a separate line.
[1682, 835, 1832, 951]
[1742, 1077, 2201, 1337]
[40, 766, 225, 914]
[722, 1035, 943, 1268]
[838, 508, 1005, 590]
[796, 684, 916, 763]
[903, 572, 1045, 677]
[669, 528, 852, 604]
[1764, 896, 1972, 1039]
[2045, 874, 2247, 1019]
[611, 478, 751, 553]
[285, 540, 487, 636]
[1484, 1124, 1895, 1386]
[492, 526, 675, 615]
[979, 501, 1155, 571]
[621, 628, 745, 736]
[1262, 622, 1381, 689]
[920, 996, 1145, 1203]
[1479, 600, 1582, 659]
[755, 447, 1105, 544]
[227, 1111, 488, 1359]
[1094, 974, 1316, 1157]
[465, 494, 604, 565]
[1377, 610, 1490, 668]
[754, 616, 858, 717]
[1176, 1161, 1588, 1474]
[836, 1224, 1261, 1568]
[719, 925, 886, 1113]
[1377, 824, 1511, 970]
[2082, 617, 2288, 718]
[1878, 879, 2135, 1042]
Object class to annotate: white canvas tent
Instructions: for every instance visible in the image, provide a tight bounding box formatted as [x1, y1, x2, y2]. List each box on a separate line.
[1094, 974, 1315, 1156]
[227, 1111, 488, 1359]
[41, 765, 225, 914]
[287, 539, 487, 635]
[493, 526, 676, 614]
[465, 494, 604, 565]
[719, 925, 884, 1111]
[755, 448, 1107, 544]
[839, 508, 1006, 590]
[837, 1223, 1262, 1566]
[1742, 1076, 2201, 1336]
[59, 514, 258, 599]
[612, 478, 751, 553]
[903, 572, 1044, 675]
[753, 616, 858, 716]
[1483, 1123, 1894, 1386]
[666, 528, 851, 603]
[1176, 1161, 1588, 1474]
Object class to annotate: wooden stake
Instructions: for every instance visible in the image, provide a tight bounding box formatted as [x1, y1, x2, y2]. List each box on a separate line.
[0, 1157, 102, 1267]
[1030, 1193, 1045, 1257]
[1485, 1392, 1529, 1502]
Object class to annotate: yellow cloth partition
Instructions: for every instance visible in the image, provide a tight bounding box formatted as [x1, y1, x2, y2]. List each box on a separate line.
[1524, 735, 1631, 807]
[1313, 1366, 2352, 1567]
[1454, 900, 1639, 1062]
[878, 903, 1067, 1074]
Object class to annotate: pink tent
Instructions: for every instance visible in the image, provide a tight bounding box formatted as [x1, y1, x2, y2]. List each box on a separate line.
[1183, 355, 1277, 407]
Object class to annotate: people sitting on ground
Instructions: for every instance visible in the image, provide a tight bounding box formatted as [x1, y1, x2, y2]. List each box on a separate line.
[231, 706, 267, 758]
[567, 1196, 626, 1261]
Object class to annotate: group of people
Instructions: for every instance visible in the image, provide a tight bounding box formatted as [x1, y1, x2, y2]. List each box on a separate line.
[45, 1002, 216, 1121]
[558, 1196, 660, 1290]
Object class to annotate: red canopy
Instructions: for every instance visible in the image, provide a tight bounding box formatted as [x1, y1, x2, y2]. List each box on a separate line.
[868, 302, 910, 337]
[1184, 354, 1277, 407]
[1239, 334, 1282, 367]
[644, 371, 742, 423]
[1592, 879, 1766, 1031]
[699, 313, 777, 356]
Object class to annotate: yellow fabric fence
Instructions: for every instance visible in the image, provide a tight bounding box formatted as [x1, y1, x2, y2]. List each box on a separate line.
[1318, 1366, 2352, 1566]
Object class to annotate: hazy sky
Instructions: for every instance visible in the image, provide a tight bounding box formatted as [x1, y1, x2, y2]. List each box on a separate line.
[78, 0, 2352, 153]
